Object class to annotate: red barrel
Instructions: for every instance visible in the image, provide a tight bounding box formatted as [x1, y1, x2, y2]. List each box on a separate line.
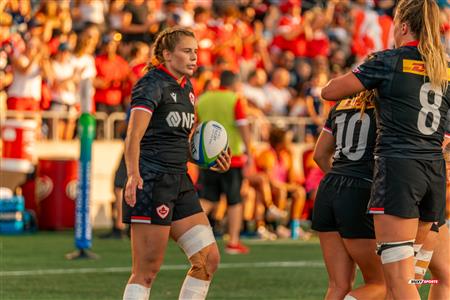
[37, 158, 78, 230]
[1, 119, 36, 173]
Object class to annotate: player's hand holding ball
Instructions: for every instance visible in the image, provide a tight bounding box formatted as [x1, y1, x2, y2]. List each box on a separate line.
[191, 121, 230, 173]
[210, 147, 231, 173]
[124, 174, 143, 207]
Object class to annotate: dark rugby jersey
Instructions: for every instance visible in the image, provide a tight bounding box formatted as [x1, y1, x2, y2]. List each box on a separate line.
[353, 44, 450, 160]
[324, 99, 377, 180]
[130, 65, 196, 173]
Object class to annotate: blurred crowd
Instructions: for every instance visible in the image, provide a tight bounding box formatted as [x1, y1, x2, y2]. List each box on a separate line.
[1, 0, 449, 239]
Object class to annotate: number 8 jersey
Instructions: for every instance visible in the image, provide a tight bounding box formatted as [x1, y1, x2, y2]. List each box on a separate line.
[324, 99, 377, 180]
[352, 44, 450, 160]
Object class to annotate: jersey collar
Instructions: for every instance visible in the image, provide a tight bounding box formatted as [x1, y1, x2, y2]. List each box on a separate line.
[402, 40, 419, 47]
[157, 64, 187, 88]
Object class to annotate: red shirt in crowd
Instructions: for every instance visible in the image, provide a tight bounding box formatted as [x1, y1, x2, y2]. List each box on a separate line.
[272, 15, 307, 57]
[94, 54, 130, 106]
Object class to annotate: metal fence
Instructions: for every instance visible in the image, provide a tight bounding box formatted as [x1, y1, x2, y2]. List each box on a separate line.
[2, 110, 314, 143]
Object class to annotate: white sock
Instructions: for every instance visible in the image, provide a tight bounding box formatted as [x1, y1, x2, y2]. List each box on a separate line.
[123, 284, 150, 300]
[343, 294, 357, 300]
[179, 275, 211, 300]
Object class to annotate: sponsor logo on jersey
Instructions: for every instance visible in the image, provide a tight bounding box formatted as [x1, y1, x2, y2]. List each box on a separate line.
[403, 59, 427, 76]
[189, 92, 195, 105]
[156, 204, 170, 219]
[170, 92, 177, 102]
[166, 111, 195, 128]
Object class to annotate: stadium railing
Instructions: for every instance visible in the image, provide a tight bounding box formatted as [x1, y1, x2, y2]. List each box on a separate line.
[2, 110, 314, 142]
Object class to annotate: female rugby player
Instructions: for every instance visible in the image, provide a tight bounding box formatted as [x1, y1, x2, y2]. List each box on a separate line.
[122, 27, 230, 300]
[313, 90, 385, 300]
[321, 1, 449, 299]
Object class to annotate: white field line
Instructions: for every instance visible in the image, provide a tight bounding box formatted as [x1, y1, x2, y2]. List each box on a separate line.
[0, 261, 324, 277]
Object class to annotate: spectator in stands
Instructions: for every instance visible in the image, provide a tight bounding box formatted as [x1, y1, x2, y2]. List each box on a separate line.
[0, 13, 14, 114]
[108, 0, 125, 32]
[305, 72, 329, 141]
[197, 70, 253, 254]
[271, 0, 311, 58]
[243, 68, 271, 114]
[93, 31, 130, 137]
[256, 127, 306, 238]
[72, 0, 107, 32]
[73, 24, 99, 113]
[129, 42, 151, 86]
[7, 36, 50, 115]
[121, 0, 154, 44]
[49, 42, 79, 140]
[263, 67, 292, 115]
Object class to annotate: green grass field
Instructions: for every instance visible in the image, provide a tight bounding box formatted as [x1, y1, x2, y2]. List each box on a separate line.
[0, 231, 432, 299]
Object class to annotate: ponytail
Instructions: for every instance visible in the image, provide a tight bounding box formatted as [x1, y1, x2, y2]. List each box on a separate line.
[418, 0, 448, 92]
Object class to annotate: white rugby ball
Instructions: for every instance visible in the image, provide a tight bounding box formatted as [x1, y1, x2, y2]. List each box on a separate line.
[191, 121, 228, 168]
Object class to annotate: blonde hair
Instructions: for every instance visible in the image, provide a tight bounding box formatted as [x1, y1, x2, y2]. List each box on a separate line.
[396, 0, 448, 92]
[145, 27, 196, 71]
[352, 89, 376, 119]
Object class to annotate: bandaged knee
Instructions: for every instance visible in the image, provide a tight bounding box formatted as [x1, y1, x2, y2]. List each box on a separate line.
[177, 225, 216, 300]
[414, 248, 434, 277]
[123, 284, 150, 300]
[376, 240, 414, 264]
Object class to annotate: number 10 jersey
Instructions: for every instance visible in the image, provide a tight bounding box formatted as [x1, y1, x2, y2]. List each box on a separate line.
[324, 99, 377, 180]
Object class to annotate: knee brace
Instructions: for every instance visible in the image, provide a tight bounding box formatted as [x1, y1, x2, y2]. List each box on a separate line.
[376, 240, 414, 264]
[177, 225, 216, 281]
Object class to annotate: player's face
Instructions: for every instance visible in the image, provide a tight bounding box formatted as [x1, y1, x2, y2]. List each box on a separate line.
[166, 36, 198, 77]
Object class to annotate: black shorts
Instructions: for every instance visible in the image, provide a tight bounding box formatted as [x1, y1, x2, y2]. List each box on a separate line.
[197, 168, 243, 206]
[368, 157, 446, 222]
[114, 154, 127, 188]
[312, 173, 375, 239]
[122, 169, 203, 226]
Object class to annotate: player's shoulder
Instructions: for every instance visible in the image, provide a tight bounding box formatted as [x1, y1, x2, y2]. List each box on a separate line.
[364, 49, 400, 64]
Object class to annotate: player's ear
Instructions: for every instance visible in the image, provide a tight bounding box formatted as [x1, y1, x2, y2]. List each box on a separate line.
[401, 22, 408, 36]
[162, 49, 172, 62]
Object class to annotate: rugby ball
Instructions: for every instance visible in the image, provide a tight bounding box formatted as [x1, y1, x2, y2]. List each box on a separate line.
[191, 121, 228, 168]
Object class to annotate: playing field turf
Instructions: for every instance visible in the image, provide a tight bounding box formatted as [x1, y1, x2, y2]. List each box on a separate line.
[0, 231, 432, 299]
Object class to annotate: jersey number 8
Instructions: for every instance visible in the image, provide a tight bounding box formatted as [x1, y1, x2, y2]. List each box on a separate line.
[418, 82, 442, 135]
[334, 112, 371, 161]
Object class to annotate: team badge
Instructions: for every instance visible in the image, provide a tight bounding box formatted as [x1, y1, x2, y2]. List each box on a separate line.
[189, 92, 195, 105]
[170, 92, 177, 102]
[156, 204, 170, 219]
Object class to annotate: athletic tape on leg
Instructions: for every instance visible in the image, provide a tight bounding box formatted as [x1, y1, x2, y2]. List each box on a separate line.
[414, 249, 433, 276]
[343, 294, 357, 300]
[413, 244, 423, 255]
[377, 240, 414, 264]
[177, 225, 216, 258]
[123, 284, 150, 300]
[179, 275, 211, 300]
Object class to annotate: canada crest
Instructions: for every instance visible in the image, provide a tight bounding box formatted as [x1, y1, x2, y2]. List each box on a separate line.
[156, 204, 170, 219]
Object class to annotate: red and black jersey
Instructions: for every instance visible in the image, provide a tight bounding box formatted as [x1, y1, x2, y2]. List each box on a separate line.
[324, 99, 377, 180]
[131, 65, 196, 174]
[353, 43, 450, 160]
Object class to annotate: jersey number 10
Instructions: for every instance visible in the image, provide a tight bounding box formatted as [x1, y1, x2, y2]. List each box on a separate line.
[334, 112, 371, 161]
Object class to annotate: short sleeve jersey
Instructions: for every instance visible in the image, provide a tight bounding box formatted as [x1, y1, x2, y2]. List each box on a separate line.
[352, 44, 450, 160]
[324, 99, 377, 180]
[130, 65, 196, 173]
